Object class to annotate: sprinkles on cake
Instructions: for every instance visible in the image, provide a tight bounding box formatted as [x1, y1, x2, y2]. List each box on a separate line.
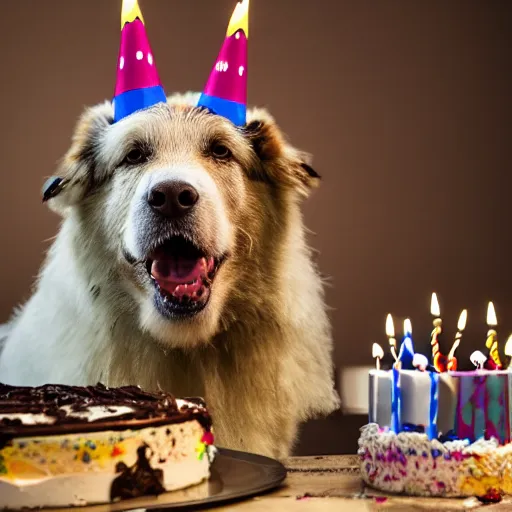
[362, 293, 512, 498]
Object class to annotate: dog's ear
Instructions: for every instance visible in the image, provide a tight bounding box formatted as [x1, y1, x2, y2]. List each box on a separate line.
[243, 108, 321, 198]
[44, 102, 113, 215]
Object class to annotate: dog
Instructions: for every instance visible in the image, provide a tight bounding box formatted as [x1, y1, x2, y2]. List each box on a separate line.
[0, 92, 340, 458]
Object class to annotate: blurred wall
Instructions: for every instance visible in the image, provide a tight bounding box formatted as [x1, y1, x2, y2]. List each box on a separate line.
[0, 0, 511, 454]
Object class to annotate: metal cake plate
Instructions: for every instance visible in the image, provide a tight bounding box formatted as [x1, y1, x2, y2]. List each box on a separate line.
[45, 448, 287, 512]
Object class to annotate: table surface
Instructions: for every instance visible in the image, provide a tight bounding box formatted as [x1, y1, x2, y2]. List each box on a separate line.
[219, 455, 512, 511]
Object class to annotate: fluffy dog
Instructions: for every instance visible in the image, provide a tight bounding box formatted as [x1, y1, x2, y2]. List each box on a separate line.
[0, 92, 340, 458]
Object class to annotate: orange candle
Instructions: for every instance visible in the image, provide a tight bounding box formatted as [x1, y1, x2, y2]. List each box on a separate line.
[430, 293, 447, 372]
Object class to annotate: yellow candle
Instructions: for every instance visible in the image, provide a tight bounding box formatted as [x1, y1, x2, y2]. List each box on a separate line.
[430, 292, 445, 371]
[447, 309, 467, 370]
[485, 301, 501, 368]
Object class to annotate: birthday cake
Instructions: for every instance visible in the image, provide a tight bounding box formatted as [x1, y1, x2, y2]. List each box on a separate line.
[358, 294, 512, 499]
[0, 383, 216, 509]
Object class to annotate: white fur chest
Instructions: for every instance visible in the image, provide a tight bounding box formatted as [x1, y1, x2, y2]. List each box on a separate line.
[0, 221, 118, 386]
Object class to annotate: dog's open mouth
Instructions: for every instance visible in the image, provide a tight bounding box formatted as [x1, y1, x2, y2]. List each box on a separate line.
[145, 236, 225, 317]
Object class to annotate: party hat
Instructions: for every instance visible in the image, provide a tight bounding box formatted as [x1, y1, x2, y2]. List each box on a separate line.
[197, 0, 249, 126]
[113, 0, 166, 123]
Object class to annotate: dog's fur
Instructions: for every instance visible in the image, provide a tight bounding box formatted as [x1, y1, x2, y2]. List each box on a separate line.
[0, 92, 340, 458]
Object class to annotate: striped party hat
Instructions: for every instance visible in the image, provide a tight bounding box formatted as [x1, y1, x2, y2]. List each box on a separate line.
[197, 0, 249, 126]
[113, 0, 166, 123]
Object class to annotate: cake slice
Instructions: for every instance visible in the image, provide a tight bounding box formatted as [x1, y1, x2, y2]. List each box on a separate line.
[0, 383, 216, 508]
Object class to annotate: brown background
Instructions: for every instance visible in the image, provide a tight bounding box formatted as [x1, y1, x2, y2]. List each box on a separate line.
[0, 1, 511, 455]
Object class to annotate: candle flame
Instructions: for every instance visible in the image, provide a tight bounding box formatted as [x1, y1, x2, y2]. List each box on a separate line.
[121, 0, 145, 28]
[457, 309, 467, 331]
[413, 353, 429, 371]
[430, 292, 440, 317]
[470, 350, 486, 368]
[504, 335, 512, 357]
[487, 302, 497, 326]
[385, 314, 395, 337]
[372, 342, 384, 359]
[403, 318, 412, 336]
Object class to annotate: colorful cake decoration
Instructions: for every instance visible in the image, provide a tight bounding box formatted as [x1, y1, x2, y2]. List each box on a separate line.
[412, 352, 429, 371]
[195, 431, 215, 461]
[369, 293, 512, 443]
[470, 350, 486, 370]
[362, 294, 512, 498]
[113, 0, 167, 123]
[197, 0, 249, 126]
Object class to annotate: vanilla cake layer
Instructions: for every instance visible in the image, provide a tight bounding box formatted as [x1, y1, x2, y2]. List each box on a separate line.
[0, 384, 216, 508]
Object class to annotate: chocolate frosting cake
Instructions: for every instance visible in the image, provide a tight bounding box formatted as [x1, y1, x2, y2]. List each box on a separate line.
[0, 383, 216, 508]
[0, 383, 212, 441]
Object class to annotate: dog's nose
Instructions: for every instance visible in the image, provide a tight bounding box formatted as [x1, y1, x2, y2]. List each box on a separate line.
[147, 181, 199, 218]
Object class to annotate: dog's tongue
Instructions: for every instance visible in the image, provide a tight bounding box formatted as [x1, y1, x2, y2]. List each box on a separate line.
[151, 257, 206, 289]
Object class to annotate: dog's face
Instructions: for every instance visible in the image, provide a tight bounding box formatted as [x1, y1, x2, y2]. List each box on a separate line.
[47, 93, 320, 348]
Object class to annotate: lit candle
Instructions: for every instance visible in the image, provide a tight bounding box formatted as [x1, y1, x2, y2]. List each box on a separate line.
[504, 335, 512, 370]
[397, 319, 414, 370]
[430, 292, 447, 372]
[386, 313, 398, 362]
[372, 342, 384, 371]
[470, 350, 486, 371]
[485, 301, 502, 369]
[369, 343, 392, 426]
[446, 309, 467, 371]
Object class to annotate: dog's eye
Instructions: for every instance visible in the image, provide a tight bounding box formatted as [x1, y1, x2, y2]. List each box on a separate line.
[210, 142, 232, 160]
[124, 148, 146, 165]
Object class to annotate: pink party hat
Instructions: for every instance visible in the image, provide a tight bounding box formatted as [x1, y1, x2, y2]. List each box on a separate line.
[113, 0, 166, 123]
[197, 0, 249, 126]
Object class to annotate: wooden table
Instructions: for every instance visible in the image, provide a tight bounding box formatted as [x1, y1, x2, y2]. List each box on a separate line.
[220, 455, 512, 511]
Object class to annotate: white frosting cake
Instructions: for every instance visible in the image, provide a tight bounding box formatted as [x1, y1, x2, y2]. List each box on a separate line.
[0, 383, 216, 508]
[360, 367, 512, 500]
[359, 423, 512, 498]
